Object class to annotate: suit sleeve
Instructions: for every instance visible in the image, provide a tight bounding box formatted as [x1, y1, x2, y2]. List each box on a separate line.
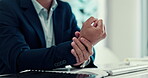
[0, 1, 76, 74]
[65, 3, 97, 68]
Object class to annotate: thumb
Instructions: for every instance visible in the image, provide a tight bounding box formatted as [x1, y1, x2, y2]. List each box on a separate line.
[75, 31, 80, 38]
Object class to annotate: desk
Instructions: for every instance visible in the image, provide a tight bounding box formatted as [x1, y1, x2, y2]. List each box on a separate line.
[0, 71, 96, 78]
[0, 70, 148, 78]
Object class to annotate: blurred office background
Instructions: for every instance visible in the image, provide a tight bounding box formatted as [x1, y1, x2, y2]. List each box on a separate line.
[64, 0, 148, 66]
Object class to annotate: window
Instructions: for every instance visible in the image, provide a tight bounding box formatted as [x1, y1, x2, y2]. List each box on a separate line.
[66, 0, 99, 28]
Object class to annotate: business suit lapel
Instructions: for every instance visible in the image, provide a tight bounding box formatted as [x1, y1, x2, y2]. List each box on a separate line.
[20, 0, 46, 47]
[53, 8, 63, 45]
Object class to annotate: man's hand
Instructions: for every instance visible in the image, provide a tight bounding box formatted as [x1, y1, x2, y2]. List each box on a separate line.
[71, 37, 93, 66]
[79, 17, 106, 45]
[71, 16, 106, 66]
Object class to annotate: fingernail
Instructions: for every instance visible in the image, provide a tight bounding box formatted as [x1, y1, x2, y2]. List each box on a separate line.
[72, 38, 75, 41]
[71, 42, 74, 45]
[71, 49, 74, 52]
[81, 38, 84, 41]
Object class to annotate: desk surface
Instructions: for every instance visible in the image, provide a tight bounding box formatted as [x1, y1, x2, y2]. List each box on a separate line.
[0, 72, 96, 78]
[0, 70, 148, 78]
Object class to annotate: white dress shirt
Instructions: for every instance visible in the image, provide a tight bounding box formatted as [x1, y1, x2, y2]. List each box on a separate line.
[32, 0, 58, 48]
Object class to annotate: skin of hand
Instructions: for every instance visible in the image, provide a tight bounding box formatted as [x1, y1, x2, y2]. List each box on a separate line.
[79, 17, 106, 45]
[70, 17, 107, 66]
[71, 37, 93, 66]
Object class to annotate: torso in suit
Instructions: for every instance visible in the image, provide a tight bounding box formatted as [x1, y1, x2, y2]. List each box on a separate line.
[0, 0, 96, 74]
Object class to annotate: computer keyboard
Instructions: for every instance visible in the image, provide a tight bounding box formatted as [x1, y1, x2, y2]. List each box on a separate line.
[104, 64, 148, 76]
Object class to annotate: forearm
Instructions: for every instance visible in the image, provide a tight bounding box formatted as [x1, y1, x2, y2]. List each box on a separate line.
[17, 41, 77, 72]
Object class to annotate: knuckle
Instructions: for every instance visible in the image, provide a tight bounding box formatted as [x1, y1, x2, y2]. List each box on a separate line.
[90, 17, 94, 20]
[77, 41, 81, 45]
[83, 22, 86, 26]
[77, 52, 82, 56]
[74, 37, 78, 41]
[81, 47, 86, 52]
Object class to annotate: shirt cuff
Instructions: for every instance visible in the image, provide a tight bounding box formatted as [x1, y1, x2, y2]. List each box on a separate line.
[80, 58, 91, 68]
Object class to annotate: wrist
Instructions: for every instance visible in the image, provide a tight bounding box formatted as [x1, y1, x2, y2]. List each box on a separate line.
[80, 58, 91, 68]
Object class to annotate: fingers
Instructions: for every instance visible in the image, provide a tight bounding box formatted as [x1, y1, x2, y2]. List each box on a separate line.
[102, 26, 107, 39]
[71, 41, 83, 62]
[86, 17, 97, 24]
[73, 62, 81, 66]
[93, 20, 99, 27]
[96, 19, 106, 39]
[71, 49, 79, 63]
[80, 38, 93, 55]
[102, 25, 105, 33]
[97, 19, 103, 29]
[71, 37, 93, 66]
[100, 24, 106, 39]
[84, 17, 98, 27]
[72, 37, 89, 60]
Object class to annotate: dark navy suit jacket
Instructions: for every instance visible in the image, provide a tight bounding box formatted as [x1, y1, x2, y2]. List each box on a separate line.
[0, 0, 96, 74]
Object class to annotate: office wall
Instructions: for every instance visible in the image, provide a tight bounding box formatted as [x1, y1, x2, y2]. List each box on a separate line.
[106, 0, 141, 60]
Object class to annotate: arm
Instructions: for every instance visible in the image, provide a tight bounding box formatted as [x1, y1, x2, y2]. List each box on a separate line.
[0, 26, 77, 74]
[65, 2, 97, 68]
[0, 1, 76, 74]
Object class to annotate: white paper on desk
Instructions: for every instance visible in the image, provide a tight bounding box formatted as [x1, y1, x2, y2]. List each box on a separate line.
[47, 68, 108, 77]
